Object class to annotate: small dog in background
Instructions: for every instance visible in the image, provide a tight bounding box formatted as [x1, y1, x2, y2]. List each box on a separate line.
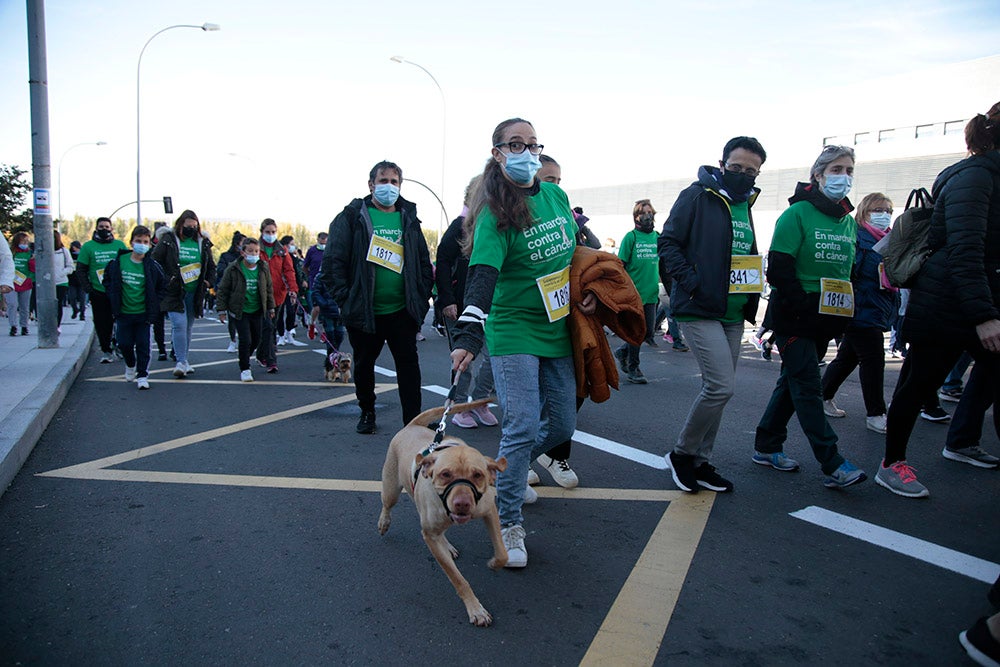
[325, 350, 353, 383]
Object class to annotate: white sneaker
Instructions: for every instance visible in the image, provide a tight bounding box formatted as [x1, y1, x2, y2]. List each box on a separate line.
[866, 414, 887, 434]
[240, 369, 254, 383]
[100, 351, 115, 364]
[289, 334, 308, 347]
[523, 483, 538, 504]
[226, 340, 238, 353]
[527, 468, 540, 486]
[501, 525, 527, 568]
[537, 453, 579, 489]
[183, 362, 195, 375]
[136, 377, 150, 390]
[277, 333, 287, 346]
[824, 399, 846, 418]
[124, 366, 137, 382]
[172, 362, 186, 378]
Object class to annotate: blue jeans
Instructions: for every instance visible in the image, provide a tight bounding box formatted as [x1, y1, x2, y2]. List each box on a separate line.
[942, 351, 973, 391]
[491, 354, 577, 527]
[167, 292, 196, 365]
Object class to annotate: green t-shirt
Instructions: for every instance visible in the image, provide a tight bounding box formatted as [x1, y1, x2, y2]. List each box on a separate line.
[722, 201, 754, 324]
[241, 262, 261, 314]
[78, 239, 128, 292]
[178, 238, 201, 293]
[368, 207, 407, 316]
[769, 200, 856, 293]
[618, 229, 659, 304]
[120, 256, 146, 315]
[13, 251, 32, 287]
[262, 243, 275, 259]
[469, 181, 578, 358]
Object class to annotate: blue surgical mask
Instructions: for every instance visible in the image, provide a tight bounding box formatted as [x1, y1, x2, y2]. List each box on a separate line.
[262, 233, 277, 244]
[373, 183, 400, 207]
[821, 173, 853, 201]
[316, 244, 326, 251]
[132, 243, 150, 255]
[868, 212, 892, 230]
[502, 151, 542, 185]
[244, 254, 260, 265]
[287, 244, 296, 253]
[18, 244, 29, 251]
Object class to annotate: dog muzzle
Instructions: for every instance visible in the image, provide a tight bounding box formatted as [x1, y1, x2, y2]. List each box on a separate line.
[439, 479, 483, 523]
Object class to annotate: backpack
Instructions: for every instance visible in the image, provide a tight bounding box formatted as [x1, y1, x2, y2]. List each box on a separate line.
[881, 187, 936, 288]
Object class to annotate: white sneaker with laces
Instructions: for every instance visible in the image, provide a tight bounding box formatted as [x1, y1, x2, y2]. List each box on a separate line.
[226, 340, 238, 353]
[866, 414, 887, 433]
[537, 454, 579, 489]
[124, 366, 137, 382]
[526, 468, 540, 485]
[288, 331, 308, 346]
[172, 363, 186, 378]
[277, 333, 287, 346]
[183, 362, 195, 375]
[501, 525, 527, 568]
[136, 377, 150, 390]
[824, 399, 846, 418]
[240, 369, 254, 383]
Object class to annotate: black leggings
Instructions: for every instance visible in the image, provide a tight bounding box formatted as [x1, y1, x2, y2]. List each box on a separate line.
[235, 312, 263, 371]
[821, 327, 887, 416]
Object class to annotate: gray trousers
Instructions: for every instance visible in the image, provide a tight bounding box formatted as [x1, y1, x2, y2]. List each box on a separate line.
[673, 319, 745, 464]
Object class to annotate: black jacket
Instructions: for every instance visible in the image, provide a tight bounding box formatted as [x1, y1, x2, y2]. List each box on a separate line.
[102, 249, 168, 322]
[658, 166, 761, 323]
[150, 228, 216, 316]
[215, 248, 241, 289]
[764, 182, 855, 341]
[320, 195, 434, 333]
[902, 151, 1000, 346]
[435, 215, 468, 312]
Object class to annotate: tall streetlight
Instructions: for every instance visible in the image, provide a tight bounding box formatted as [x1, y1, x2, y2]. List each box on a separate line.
[390, 56, 446, 234]
[137, 22, 220, 225]
[58, 141, 106, 223]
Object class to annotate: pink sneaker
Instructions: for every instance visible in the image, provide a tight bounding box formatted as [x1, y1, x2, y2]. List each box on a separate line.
[451, 411, 477, 429]
[662, 333, 674, 344]
[471, 405, 499, 426]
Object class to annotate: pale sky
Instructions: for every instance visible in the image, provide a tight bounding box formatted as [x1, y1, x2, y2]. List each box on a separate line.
[2, 0, 999, 233]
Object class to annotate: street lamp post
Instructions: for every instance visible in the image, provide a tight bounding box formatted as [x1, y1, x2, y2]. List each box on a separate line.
[58, 140, 106, 223]
[136, 22, 219, 225]
[390, 56, 446, 235]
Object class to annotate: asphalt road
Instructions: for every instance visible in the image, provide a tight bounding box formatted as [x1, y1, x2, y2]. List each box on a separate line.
[1, 316, 997, 666]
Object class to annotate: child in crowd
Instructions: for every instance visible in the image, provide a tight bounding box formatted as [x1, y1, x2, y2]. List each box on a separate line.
[216, 237, 276, 383]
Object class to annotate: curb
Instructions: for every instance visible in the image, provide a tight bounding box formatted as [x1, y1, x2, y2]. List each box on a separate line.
[0, 324, 94, 498]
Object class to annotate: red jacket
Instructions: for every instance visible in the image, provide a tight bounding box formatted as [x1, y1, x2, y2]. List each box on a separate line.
[261, 242, 298, 305]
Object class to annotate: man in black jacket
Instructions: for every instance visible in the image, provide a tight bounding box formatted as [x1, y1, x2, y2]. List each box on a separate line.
[321, 161, 434, 433]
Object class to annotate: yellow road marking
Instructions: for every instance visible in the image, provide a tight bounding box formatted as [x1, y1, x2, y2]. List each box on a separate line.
[581, 492, 715, 666]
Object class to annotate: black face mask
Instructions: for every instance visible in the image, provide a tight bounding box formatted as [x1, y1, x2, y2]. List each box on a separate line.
[182, 227, 198, 239]
[637, 213, 655, 233]
[95, 229, 113, 242]
[720, 169, 756, 197]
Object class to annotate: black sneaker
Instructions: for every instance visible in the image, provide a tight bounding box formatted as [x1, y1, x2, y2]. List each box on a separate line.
[667, 451, 699, 493]
[938, 386, 963, 403]
[645, 336, 659, 348]
[626, 369, 648, 384]
[169, 349, 177, 361]
[959, 616, 1000, 667]
[920, 406, 951, 423]
[356, 410, 376, 435]
[158, 352, 168, 361]
[9, 327, 16, 337]
[694, 463, 734, 492]
[20, 327, 29, 336]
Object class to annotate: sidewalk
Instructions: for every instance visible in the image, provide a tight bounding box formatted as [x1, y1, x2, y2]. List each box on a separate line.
[0, 317, 94, 498]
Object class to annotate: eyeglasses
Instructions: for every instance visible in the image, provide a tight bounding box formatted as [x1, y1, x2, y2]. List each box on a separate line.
[724, 164, 760, 178]
[495, 141, 544, 155]
[871, 207, 894, 214]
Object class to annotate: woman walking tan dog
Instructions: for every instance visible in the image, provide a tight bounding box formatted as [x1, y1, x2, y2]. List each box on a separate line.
[378, 399, 507, 627]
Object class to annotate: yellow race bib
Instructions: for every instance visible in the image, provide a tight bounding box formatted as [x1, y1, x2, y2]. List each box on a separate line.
[536, 266, 571, 323]
[818, 277, 854, 317]
[366, 235, 404, 274]
[729, 255, 764, 294]
[180, 262, 201, 285]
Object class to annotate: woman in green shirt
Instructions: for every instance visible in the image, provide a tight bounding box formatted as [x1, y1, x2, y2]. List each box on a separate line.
[451, 118, 595, 569]
[5, 232, 34, 336]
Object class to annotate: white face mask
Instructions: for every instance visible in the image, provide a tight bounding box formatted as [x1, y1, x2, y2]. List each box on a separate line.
[868, 211, 892, 230]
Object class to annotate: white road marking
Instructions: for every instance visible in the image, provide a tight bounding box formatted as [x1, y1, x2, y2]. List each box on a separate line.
[790, 506, 1000, 584]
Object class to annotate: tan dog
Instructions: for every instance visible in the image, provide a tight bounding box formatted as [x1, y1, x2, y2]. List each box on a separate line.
[324, 351, 353, 383]
[378, 398, 507, 626]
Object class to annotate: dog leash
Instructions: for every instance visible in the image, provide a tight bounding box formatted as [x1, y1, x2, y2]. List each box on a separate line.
[428, 370, 461, 449]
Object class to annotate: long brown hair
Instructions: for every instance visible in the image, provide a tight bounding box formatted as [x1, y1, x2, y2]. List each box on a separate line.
[965, 101, 1000, 156]
[463, 118, 536, 255]
[10, 232, 30, 252]
[173, 209, 201, 239]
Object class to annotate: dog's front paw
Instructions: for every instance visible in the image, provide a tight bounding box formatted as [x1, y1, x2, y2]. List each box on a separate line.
[467, 602, 493, 627]
[487, 554, 508, 570]
[377, 510, 391, 535]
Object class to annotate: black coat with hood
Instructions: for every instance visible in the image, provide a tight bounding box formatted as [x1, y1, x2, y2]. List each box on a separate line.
[658, 166, 761, 323]
[102, 248, 168, 322]
[763, 182, 856, 341]
[320, 194, 434, 333]
[150, 226, 216, 317]
[902, 151, 1000, 346]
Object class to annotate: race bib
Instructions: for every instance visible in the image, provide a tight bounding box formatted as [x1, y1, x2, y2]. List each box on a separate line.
[819, 277, 854, 317]
[13, 270, 26, 286]
[366, 235, 403, 274]
[180, 262, 201, 285]
[729, 255, 764, 294]
[96, 267, 106, 283]
[536, 266, 570, 323]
